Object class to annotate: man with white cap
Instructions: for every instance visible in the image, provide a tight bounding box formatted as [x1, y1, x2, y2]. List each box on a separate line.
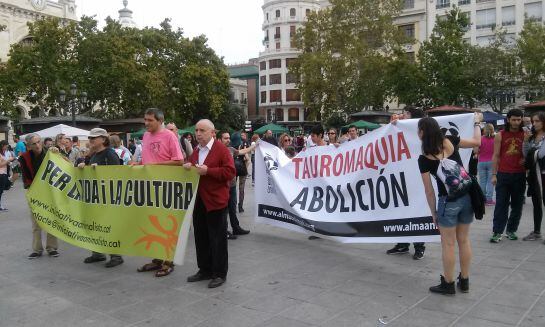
[78, 128, 124, 268]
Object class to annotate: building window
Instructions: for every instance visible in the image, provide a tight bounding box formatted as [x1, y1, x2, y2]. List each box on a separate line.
[525, 2, 543, 22]
[261, 91, 267, 103]
[436, 0, 450, 9]
[399, 24, 415, 40]
[276, 42, 281, 50]
[260, 75, 267, 86]
[260, 61, 266, 71]
[270, 90, 282, 102]
[288, 108, 299, 121]
[502, 6, 516, 26]
[269, 74, 282, 85]
[406, 52, 415, 63]
[266, 13, 269, 21]
[476, 8, 496, 29]
[290, 26, 296, 37]
[276, 9, 280, 18]
[269, 59, 282, 69]
[275, 108, 284, 121]
[286, 58, 297, 67]
[403, 0, 414, 9]
[275, 27, 281, 39]
[458, 0, 470, 5]
[290, 8, 296, 17]
[286, 89, 301, 102]
[286, 73, 299, 84]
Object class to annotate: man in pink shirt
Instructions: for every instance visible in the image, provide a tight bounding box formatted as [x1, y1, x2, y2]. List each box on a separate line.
[136, 108, 184, 277]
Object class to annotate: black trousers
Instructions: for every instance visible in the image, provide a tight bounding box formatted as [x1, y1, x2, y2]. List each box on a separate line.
[397, 243, 425, 251]
[193, 195, 228, 279]
[530, 173, 545, 233]
[228, 186, 240, 230]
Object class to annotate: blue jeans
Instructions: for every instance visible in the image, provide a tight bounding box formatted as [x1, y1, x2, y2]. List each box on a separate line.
[437, 194, 474, 228]
[477, 161, 494, 201]
[493, 172, 526, 234]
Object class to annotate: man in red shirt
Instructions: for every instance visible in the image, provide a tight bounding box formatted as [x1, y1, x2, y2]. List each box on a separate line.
[184, 119, 236, 288]
[491, 109, 526, 243]
[136, 108, 184, 277]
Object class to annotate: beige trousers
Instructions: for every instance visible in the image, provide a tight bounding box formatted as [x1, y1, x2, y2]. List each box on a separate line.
[30, 213, 58, 253]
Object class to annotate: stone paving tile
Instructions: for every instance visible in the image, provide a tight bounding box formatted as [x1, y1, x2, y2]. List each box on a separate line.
[453, 317, 514, 327]
[466, 301, 528, 325]
[2, 182, 545, 326]
[279, 301, 340, 326]
[388, 307, 459, 327]
[255, 316, 317, 327]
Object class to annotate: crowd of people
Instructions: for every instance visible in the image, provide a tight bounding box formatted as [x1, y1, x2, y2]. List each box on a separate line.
[9, 106, 545, 293]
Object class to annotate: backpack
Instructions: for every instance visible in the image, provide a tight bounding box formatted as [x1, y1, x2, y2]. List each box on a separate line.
[435, 156, 472, 200]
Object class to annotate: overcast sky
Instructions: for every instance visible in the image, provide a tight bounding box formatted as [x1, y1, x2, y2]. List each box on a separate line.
[77, 0, 263, 64]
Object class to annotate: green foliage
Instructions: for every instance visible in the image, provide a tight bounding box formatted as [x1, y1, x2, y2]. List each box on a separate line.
[517, 20, 545, 99]
[292, 0, 403, 121]
[0, 17, 230, 123]
[215, 104, 246, 132]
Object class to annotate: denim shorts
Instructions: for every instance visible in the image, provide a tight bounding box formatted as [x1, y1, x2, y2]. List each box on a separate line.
[437, 194, 473, 228]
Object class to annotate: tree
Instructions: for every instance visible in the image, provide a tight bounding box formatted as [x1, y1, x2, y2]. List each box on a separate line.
[516, 20, 545, 101]
[292, 0, 403, 121]
[0, 16, 230, 123]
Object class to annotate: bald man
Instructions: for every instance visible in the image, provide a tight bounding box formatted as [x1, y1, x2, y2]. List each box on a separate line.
[184, 119, 236, 288]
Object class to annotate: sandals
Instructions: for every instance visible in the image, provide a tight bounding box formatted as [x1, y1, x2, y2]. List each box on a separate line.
[155, 264, 174, 277]
[137, 259, 175, 277]
[137, 259, 163, 272]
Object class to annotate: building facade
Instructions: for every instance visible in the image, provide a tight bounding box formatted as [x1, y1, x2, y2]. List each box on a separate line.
[258, 0, 322, 127]
[0, 0, 77, 62]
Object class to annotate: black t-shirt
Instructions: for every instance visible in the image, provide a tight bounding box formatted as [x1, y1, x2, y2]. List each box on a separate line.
[90, 148, 120, 166]
[418, 136, 463, 197]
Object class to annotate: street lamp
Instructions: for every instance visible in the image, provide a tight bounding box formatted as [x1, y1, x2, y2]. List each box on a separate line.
[59, 84, 87, 127]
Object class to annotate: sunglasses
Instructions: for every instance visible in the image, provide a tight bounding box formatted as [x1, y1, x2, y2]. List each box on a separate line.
[328, 132, 336, 135]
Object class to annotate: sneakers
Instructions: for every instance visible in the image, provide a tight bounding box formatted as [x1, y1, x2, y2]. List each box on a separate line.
[485, 200, 496, 206]
[506, 232, 518, 240]
[28, 252, 42, 259]
[386, 245, 409, 255]
[227, 231, 237, 240]
[413, 249, 425, 260]
[457, 273, 469, 293]
[490, 233, 502, 243]
[48, 250, 60, 257]
[105, 258, 124, 268]
[523, 231, 542, 241]
[0, 207, 8, 212]
[429, 275, 455, 295]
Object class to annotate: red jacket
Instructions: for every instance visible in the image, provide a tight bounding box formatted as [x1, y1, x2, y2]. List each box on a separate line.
[189, 139, 236, 212]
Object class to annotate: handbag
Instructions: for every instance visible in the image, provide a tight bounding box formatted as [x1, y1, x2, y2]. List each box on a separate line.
[468, 175, 485, 220]
[234, 155, 248, 177]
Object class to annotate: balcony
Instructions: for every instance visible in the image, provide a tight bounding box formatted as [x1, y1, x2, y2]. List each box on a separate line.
[476, 0, 493, 3]
[459, 0, 470, 5]
[262, 36, 269, 45]
[274, 34, 281, 40]
[436, 1, 450, 9]
[502, 20, 516, 27]
[476, 23, 495, 30]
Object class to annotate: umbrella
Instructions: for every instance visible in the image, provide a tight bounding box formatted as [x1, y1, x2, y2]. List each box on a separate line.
[179, 125, 195, 135]
[254, 123, 289, 135]
[130, 128, 146, 139]
[21, 124, 91, 140]
[482, 111, 505, 124]
[344, 120, 381, 130]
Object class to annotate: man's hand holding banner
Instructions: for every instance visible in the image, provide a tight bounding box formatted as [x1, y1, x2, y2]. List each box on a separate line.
[26, 152, 199, 264]
[255, 114, 474, 243]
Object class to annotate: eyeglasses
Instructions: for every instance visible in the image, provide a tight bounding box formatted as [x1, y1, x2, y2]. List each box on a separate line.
[283, 139, 291, 143]
[328, 132, 336, 135]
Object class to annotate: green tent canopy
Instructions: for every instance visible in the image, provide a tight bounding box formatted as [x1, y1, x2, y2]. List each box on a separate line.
[344, 120, 381, 130]
[130, 128, 146, 139]
[179, 125, 195, 135]
[253, 123, 289, 135]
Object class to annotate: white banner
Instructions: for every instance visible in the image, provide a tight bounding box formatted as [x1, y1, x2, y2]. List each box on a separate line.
[255, 114, 474, 243]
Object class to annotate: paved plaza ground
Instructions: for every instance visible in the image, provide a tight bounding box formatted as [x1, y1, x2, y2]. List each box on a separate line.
[0, 179, 544, 327]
